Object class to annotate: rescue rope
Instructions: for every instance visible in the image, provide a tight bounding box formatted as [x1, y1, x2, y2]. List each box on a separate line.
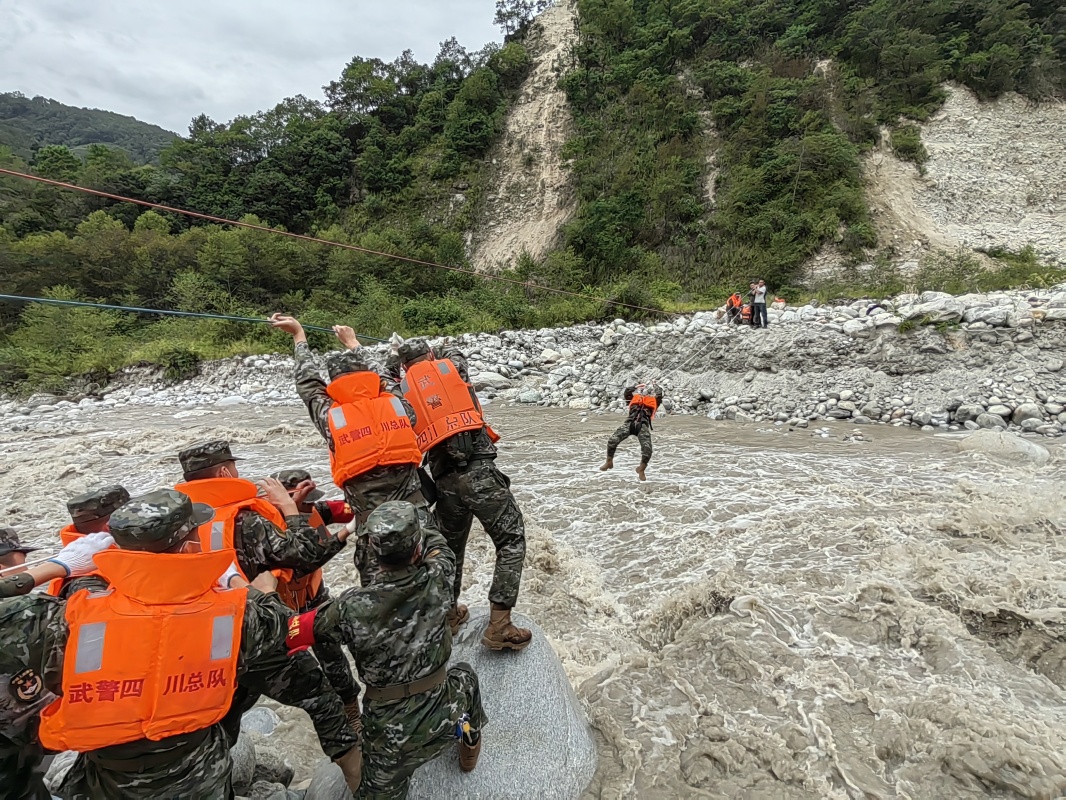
[0, 167, 670, 317]
[0, 294, 390, 339]
[0, 556, 55, 576]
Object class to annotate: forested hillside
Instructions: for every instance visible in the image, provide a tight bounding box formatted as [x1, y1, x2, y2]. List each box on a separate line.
[1, 0, 1064, 392]
[561, 0, 1065, 295]
[0, 92, 179, 164]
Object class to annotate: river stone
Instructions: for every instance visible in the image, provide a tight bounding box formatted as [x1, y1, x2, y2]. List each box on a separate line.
[242, 706, 281, 735]
[953, 404, 985, 424]
[986, 404, 1013, 418]
[1012, 403, 1043, 424]
[231, 733, 258, 794]
[408, 609, 596, 800]
[517, 390, 543, 404]
[976, 413, 1008, 430]
[254, 746, 295, 787]
[471, 372, 512, 391]
[304, 758, 352, 800]
[249, 780, 290, 800]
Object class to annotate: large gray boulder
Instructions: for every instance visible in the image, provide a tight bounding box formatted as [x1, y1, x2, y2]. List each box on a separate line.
[407, 609, 596, 799]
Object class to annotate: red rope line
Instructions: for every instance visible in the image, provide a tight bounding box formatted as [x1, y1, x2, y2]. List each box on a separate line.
[0, 167, 667, 316]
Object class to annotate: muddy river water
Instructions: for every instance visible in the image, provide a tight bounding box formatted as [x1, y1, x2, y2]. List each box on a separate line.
[3, 401, 1065, 798]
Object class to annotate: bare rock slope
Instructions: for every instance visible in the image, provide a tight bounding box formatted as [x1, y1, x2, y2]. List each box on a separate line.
[468, 0, 578, 271]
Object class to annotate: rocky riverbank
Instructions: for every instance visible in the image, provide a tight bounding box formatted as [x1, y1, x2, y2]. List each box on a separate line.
[4, 286, 1066, 438]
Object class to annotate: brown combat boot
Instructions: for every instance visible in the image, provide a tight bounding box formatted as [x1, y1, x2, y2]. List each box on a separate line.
[447, 604, 469, 636]
[599, 457, 614, 472]
[636, 463, 647, 481]
[343, 698, 363, 738]
[482, 607, 532, 651]
[459, 729, 482, 772]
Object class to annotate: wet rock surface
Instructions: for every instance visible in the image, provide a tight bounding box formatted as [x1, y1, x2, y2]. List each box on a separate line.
[408, 608, 597, 799]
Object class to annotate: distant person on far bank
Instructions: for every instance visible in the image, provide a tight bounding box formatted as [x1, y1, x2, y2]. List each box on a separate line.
[751, 279, 769, 328]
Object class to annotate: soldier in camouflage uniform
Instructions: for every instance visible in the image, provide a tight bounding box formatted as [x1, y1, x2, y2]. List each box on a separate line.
[269, 315, 440, 589]
[177, 440, 361, 738]
[394, 339, 531, 651]
[177, 440, 350, 583]
[0, 527, 39, 573]
[0, 491, 361, 800]
[600, 383, 664, 481]
[271, 469, 361, 716]
[296, 501, 485, 799]
[52, 485, 130, 599]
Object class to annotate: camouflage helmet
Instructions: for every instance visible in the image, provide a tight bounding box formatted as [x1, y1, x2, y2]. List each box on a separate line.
[108, 489, 214, 553]
[179, 440, 242, 475]
[271, 468, 325, 502]
[397, 338, 433, 367]
[67, 485, 131, 525]
[326, 350, 374, 381]
[0, 527, 38, 557]
[366, 501, 423, 560]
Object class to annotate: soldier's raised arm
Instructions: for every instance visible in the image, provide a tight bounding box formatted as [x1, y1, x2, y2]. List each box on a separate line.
[269, 314, 335, 442]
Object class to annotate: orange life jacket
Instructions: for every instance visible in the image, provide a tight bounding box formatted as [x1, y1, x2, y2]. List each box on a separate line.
[727, 293, 743, 309]
[400, 358, 489, 453]
[742, 304, 753, 321]
[173, 478, 313, 610]
[629, 386, 659, 413]
[325, 372, 423, 486]
[46, 524, 116, 597]
[37, 549, 245, 752]
[174, 477, 286, 567]
[273, 505, 327, 612]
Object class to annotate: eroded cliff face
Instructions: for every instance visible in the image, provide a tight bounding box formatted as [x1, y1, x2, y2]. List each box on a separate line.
[467, 0, 578, 271]
[851, 85, 1066, 273]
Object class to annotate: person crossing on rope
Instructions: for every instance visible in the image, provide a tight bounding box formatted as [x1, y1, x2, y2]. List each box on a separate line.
[600, 383, 663, 482]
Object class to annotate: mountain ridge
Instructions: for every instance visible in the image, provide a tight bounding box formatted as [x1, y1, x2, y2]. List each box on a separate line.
[0, 91, 179, 164]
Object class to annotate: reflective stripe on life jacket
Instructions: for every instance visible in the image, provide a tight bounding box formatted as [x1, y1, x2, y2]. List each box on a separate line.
[173, 478, 298, 604]
[325, 372, 422, 487]
[400, 358, 487, 453]
[37, 549, 245, 752]
[629, 387, 659, 413]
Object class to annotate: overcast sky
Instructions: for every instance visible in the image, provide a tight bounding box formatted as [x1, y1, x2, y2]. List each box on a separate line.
[0, 0, 501, 134]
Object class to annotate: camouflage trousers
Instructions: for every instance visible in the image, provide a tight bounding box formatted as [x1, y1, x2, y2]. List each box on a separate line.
[358, 663, 486, 800]
[59, 724, 232, 800]
[343, 464, 443, 588]
[607, 422, 653, 464]
[435, 459, 526, 610]
[1, 745, 48, 800]
[306, 587, 360, 706]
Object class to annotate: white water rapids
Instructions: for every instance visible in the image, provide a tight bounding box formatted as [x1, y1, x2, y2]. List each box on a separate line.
[3, 401, 1065, 798]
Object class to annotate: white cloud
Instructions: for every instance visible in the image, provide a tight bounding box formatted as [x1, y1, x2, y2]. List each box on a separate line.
[0, 0, 501, 132]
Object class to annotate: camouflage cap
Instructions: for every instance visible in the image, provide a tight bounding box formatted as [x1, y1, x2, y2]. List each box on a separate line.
[66, 484, 131, 524]
[366, 501, 423, 559]
[326, 350, 374, 381]
[0, 526, 38, 557]
[397, 338, 433, 366]
[178, 440, 243, 475]
[109, 489, 215, 553]
[271, 469, 325, 502]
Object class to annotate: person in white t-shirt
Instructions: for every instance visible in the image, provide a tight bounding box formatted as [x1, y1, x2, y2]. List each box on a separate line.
[751, 279, 769, 328]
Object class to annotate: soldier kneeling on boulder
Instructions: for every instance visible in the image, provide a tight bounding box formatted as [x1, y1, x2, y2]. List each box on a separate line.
[289, 501, 486, 799]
